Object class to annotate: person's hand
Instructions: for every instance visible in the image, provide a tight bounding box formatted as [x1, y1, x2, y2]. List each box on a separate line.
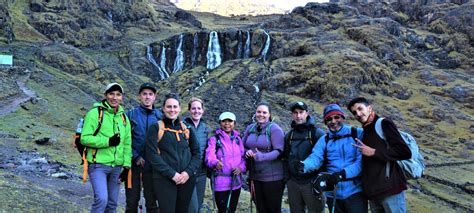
[326, 171, 345, 187]
[119, 168, 129, 182]
[294, 161, 305, 175]
[177, 171, 189, 184]
[232, 168, 241, 176]
[245, 150, 256, 158]
[352, 138, 376, 156]
[135, 157, 145, 167]
[216, 160, 223, 170]
[254, 148, 266, 162]
[172, 172, 182, 184]
[108, 134, 120, 147]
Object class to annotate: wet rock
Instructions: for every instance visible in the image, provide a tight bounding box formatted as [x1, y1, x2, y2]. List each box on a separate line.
[51, 172, 69, 179]
[28, 157, 48, 165]
[35, 137, 51, 145]
[17, 164, 36, 172]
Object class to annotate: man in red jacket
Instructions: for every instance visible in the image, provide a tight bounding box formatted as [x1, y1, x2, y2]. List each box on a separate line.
[348, 97, 411, 213]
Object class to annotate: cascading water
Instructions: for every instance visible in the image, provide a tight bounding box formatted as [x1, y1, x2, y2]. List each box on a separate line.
[173, 34, 184, 73]
[244, 30, 251, 58]
[159, 43, 169, 78]
[206, 31, 222, 70]
[259, 30, 270, 61]
[146, 45, 168, 80]
[191, 32, 199, 67]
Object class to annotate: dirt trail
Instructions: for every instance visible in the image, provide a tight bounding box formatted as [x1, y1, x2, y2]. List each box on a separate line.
[0, 75, 37, 116]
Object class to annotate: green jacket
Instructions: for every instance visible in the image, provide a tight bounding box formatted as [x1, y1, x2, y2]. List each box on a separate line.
[80, 100, 132, 167]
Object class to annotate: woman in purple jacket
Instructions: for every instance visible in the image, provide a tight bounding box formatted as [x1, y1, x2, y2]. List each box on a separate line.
[206, 112, 246, 213]
[243, 102, 285, 213]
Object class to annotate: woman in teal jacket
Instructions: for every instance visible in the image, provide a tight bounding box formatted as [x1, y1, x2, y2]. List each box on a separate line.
[81, 83, 132, 213]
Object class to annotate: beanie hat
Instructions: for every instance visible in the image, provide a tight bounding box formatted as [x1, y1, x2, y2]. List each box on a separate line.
[323, 103, 345, 120]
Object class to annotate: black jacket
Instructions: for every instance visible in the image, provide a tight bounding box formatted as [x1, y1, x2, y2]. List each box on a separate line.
[361, 114, 412, 199]
[146, 117, 200, 180]
[283, 116, 325, 183]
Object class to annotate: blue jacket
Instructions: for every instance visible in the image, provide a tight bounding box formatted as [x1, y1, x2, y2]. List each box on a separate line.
[303, 124, 364, 199]
[126, 105, 162, 171]
[184, 117, 210, 176]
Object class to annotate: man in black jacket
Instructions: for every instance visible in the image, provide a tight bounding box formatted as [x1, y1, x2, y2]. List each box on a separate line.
[283, 101, 325, 212]
[348, 97, 411, 213]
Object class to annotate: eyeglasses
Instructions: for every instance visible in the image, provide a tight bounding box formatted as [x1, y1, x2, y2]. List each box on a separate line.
[325, 115, 342, 123]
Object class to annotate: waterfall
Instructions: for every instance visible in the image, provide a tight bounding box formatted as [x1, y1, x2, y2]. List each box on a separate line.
[236, 31, 243, 59]
[106, 11, 113, 22]
[146, 45, 168, 80]
[244, 31, 251, 58]
[259, 31, 271, 61]
[191, 32, 199, 67]
[206, 31, 222, 70]
[173, 34, 185, 73]
[159, 43, 169, 78]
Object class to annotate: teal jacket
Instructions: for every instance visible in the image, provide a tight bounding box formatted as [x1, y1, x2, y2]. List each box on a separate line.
[80, 100, 132, 168]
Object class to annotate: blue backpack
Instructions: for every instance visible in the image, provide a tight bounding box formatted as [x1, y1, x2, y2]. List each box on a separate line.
[375, 118, 425, 180]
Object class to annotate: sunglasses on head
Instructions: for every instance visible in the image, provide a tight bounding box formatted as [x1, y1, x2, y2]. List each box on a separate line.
[325, 115, 342, 122]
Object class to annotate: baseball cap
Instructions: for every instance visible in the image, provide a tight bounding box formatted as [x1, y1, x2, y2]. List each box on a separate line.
[290, 101, 308, 111]
[219, 112, 236, 121]
[104, 82, 123, 94]
[139, 83, 157, 94]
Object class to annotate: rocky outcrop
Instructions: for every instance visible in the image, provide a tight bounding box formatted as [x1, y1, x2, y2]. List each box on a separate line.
[39, 44, 99, 75]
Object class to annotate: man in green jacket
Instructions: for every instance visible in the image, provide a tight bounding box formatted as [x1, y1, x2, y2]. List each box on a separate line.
[81, 82, 132, 213]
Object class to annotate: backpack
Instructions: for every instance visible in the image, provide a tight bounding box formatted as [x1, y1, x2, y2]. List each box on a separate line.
[72, 106, 127, 183]
[156, 120, 190, 147]
[375, 118, 425, 180]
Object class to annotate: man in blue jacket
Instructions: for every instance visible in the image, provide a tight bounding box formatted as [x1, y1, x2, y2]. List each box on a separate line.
[125, 83, 163, 213]
[302, 103, 367, 213]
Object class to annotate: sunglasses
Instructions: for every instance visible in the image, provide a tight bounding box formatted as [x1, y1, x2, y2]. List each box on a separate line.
[325, 115, 342, 123]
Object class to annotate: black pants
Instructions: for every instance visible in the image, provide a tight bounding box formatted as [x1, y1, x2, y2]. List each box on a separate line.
[125, 169, 158, 213]
[215, 188, 241, 213]
[153, 175, 195, 213]
[326, 192, 368, 213]
[252, 179, 285, 213]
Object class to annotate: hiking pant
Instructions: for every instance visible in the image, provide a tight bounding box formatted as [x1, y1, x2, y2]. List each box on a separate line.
[252, 179, 285, 213]
[287, 179, 325, 213]
[215, 188, 241, 213]
[88, 164, 122, 213]
[188, 174, 207, 213]
[125, 168, 158, 213]
[369, 191, 406, 213]
[327, 192, 368, 213]
[153, 174, 196, 213]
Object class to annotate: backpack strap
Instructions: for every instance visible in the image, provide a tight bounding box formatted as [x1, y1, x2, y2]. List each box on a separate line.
[157, 120, 190, 142]
[374, 117, 391, 178]
[350, 127, 358, 141]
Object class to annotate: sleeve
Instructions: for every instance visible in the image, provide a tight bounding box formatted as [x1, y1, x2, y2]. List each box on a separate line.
[122, 115, 132, 168]
[80, 108, 110, 148]
[184, 128, 201, 176]
[126, 109, 140, 162]
[343, 128, 363, 179]
[302, 135, 326, 173]
[373, 119, 412, 162]
[238, 136, 247, 173]
[254, 124, 285, 162]
[145, 123, 176, 179]
[205, 136, 218, 168]
[242, 125, 252, 151]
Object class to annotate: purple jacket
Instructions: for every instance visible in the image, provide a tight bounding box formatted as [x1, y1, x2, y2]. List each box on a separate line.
[243, 122, 285, 182]
[206, 128, 246, 192]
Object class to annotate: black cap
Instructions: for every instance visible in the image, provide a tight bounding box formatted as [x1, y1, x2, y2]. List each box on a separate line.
[290, 101, 308, 111]
[139, 83, 157, 94]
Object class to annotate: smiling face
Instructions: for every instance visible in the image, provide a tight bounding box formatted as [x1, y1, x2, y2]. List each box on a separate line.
[105, 91, 122, 108]
[325, 115, 344, 132]
[349, 103, 373, 124]
[292, 108, 308, 125]
[255, 105, 270, 124]
[189, 100, 204, 122]
[138, 88, 156, 110]
[220, 119, 235, 134]
[163, 98, 181, 121]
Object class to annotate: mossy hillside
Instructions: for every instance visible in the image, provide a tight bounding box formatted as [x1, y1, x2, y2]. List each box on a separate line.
[8, 0, 49, 42]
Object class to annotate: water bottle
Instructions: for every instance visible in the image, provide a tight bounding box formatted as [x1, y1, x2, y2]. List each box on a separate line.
[76, 118, 84, 134]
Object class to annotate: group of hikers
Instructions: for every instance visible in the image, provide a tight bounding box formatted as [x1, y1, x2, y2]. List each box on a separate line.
[79, 82, 412, 213]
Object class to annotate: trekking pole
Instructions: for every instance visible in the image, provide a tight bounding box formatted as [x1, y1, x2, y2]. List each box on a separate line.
[226, 174, 236, 213]
[330, 184, 338, 213]
[248, 158, 255, 213]
[139, 167, 143, 213]
[210, 171, 217, 211]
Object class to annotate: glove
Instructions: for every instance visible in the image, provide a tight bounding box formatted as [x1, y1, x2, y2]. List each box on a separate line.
[119, 168, 129, 182]
[109, 134, 120, 147]
[294, 161, 305, 175]
[326, 170, 345, 187]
